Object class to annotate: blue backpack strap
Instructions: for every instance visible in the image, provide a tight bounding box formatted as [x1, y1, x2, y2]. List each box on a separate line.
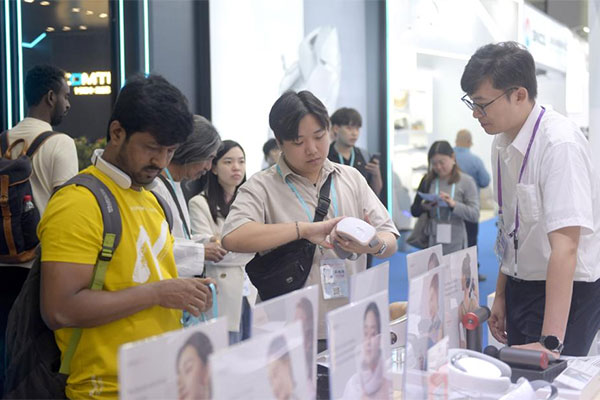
[54, 174, 122, 375]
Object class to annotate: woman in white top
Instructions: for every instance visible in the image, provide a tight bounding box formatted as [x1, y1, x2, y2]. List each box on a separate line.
[188, 140, 257, 344]
[153, 115, 228, 278]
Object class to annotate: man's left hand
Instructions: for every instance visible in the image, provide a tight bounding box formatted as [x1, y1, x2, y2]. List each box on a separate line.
[512, 342, 559, 360]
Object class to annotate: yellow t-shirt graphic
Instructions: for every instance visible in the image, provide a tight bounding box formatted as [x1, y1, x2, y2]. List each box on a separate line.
[38, 166, 182, 399]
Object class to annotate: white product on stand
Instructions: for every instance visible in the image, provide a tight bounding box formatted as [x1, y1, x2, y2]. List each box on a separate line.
[447, 348, 512, 398]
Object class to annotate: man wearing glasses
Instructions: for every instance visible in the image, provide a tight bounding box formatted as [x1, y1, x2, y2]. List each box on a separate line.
[460, 41, 600, 357]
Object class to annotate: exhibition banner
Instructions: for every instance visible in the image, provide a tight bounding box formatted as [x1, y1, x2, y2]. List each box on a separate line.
[327, 290, 392, 400]
[251, 285, 318, 398]
[210, 322, 309, 400]
[118, 318, 228, 400]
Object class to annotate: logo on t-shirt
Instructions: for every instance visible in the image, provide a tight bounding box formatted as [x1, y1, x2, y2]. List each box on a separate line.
[132, 221, 169, 283]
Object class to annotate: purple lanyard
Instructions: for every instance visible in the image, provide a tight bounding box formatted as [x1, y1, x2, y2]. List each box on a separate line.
[497, 107, 545, 238]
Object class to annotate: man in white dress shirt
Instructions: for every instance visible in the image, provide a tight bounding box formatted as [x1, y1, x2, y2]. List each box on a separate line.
[460, 42, 600, 356]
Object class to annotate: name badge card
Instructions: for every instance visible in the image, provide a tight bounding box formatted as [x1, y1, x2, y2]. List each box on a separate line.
[436, 224, 452, 244]
[320, 258, 348, 299]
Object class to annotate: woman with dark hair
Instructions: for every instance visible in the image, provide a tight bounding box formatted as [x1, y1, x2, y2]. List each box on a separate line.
[176, 332, 214, 400]
[188, 140, 257, 344]
[153, 115, 227, 277]
[411, 140, 479, 254]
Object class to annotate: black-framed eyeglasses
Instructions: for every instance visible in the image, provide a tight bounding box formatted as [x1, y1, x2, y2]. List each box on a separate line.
[461, 87, 518, 117]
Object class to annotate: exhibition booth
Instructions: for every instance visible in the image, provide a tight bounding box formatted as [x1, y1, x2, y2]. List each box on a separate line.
[0, 0, 597, 398]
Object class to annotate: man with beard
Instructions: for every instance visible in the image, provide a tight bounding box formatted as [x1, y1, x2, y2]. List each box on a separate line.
[4, 64, 78, 215]
[38, 75, 214, 399]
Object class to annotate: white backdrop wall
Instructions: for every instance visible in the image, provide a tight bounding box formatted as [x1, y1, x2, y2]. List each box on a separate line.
[210, 0, 304, 176]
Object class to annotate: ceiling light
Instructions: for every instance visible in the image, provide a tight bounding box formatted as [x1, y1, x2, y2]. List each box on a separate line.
[24, 0, 35, 3]
[72, 7, 80, 12]
[46, 26, 55, 32]
[62, 26, 71, 31]
[79, 25, 87, 30]
[99, 12, 108, 18]
[40, 1, 50, 5]
[583, 26, 590, 34]
[85, 10, 94, 15]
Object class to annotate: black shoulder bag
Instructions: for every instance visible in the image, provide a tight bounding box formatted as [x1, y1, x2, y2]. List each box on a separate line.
[245, 173, 333, 301]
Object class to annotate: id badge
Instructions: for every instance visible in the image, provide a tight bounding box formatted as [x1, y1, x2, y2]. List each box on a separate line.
[436, 224, 452, 244]
[494, 228, 509, 266]
[320, 259, 348, 300]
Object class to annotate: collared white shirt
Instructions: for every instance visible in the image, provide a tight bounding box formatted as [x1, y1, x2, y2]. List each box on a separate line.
[492, 103, 600, 281]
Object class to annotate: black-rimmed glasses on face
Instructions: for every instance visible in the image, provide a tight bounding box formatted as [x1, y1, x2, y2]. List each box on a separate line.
[461, 87, 518, 117]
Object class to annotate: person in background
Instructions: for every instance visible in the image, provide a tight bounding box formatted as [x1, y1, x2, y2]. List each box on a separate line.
[188, 140, 257, 344]
[221, 91, 398, 349]
[454, 129, 490, 281]
[0, 64, 78, 393]
[461, 41, 600, 356]
[327, 107, 383, 196]
[263, 138, 281, 169]
[411, 141, 479, 255]
[152, 115, 227, 274]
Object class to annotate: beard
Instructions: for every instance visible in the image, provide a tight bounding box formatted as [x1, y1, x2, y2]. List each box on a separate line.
[115, 145, 161, 186]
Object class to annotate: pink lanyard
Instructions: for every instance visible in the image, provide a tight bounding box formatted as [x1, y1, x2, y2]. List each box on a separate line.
[497, 107, 545, 263]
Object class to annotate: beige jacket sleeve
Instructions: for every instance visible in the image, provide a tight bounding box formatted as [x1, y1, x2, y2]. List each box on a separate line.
[188, 194, 219, 241]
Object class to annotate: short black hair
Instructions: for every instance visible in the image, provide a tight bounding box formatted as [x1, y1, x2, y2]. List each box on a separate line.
[24, 65, 66, 107]
[262, 138, 278, 158]
[330, 107, 362, 128]
[268, 90, 330, 142]
[461, 41, 537, 100]
[108, 74, 193, 146]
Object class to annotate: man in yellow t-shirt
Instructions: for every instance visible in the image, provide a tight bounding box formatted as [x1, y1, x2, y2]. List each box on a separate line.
[38, 75, 214, 399]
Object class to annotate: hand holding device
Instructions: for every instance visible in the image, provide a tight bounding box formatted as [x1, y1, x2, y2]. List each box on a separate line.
[331, 217, 378, 259]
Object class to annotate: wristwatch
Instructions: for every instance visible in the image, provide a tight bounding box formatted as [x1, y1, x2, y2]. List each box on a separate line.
[374, 241, 387, 256]
[539, 335, 564, 354]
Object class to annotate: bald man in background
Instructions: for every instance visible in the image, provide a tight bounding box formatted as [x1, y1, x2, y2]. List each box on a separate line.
[455, 129, 490, 281]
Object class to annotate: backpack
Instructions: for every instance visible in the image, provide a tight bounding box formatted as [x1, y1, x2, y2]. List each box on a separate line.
[3, 173, 173, 399]
[0, 130, 57, 263]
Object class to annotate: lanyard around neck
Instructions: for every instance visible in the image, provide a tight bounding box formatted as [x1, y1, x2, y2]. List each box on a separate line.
[164, 168, 190, 240]
[497, 107, 545, 237]
[337, 147, 355, 168]
[276, 165, 338, 221]
[435, 178, 455, 221]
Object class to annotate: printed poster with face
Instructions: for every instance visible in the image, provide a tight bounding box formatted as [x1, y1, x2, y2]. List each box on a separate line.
[327, 290, 392, 400]
[349, 261, 389, 302]
[404, 266, 446, 399]
[406, 244, 443, 279]
[251, 285, 319, 398]
[210, 321, 309, 400]
[446, 246, 479, 349]
[118, 317, 228, 400]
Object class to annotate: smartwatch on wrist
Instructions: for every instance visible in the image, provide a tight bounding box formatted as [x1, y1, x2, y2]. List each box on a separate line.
[539, 335, 564, 354]
[374, 241, 387, 256]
